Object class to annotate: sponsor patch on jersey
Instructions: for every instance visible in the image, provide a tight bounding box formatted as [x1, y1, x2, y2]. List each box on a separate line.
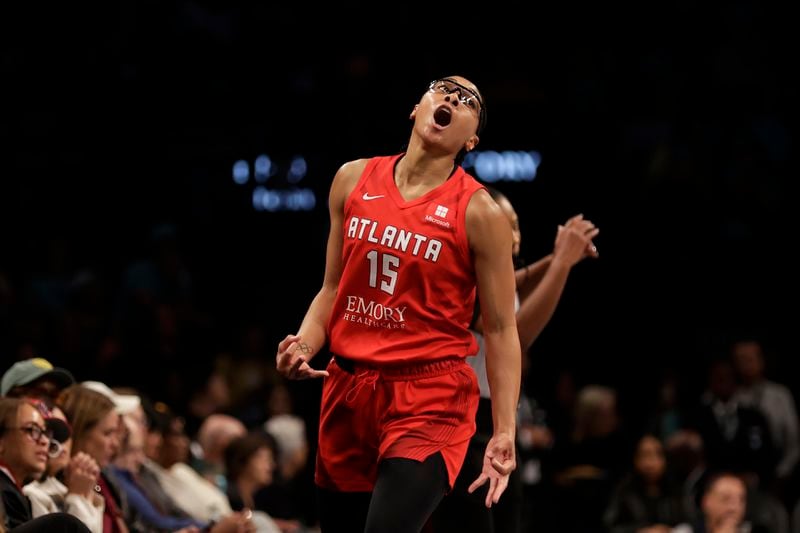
[423, 203, 452, 229]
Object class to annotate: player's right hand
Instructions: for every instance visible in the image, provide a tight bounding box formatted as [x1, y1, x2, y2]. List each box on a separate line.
[276, 334, 329, 380]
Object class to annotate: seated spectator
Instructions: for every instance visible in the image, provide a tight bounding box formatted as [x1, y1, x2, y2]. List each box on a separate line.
[0, 398, 50, 529]
[691, 359, 778, 488]
[665, 429, 708, 506]
[79, 384, 139, 419]
[2, 359, 74, 402]
[111, 416, 206, 531]
[263, 385, 308, 483]
[22, 401, 103, 532]
[116, 395, 191, 521]
[551, 385, 628, 532]
[258, 397, 312, 528]
[56, 386, 127, 533]
[77, 391, 255, 533]
[194, 414, 246, 492]
[674, 472, 770, 533]
[224, 433, 282, 533]
[604, 434, 694, 533]
[731, 339, 799, 483]
[142, 406, 233, 523]
[225, 433, 276, 512]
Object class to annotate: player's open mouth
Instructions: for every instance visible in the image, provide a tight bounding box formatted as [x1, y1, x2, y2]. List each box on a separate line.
[433, 106, 452, 127]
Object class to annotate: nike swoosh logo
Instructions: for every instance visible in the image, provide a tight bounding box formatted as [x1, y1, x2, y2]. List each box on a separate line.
[362, 193, 385, 201]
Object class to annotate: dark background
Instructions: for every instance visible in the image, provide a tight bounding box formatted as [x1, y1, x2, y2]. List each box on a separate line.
[1, 2, 796, 427]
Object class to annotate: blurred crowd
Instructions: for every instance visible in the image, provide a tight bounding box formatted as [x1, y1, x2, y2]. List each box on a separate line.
[2, 226, 799, 532]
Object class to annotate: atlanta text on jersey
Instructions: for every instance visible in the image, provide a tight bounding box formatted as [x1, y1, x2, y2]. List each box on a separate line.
[346, 216, 442, 262]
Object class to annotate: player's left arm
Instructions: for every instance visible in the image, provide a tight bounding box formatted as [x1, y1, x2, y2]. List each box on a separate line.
[466, 189, 521, 506]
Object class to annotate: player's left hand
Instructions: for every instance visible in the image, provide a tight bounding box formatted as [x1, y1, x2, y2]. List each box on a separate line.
[468, 432, 516, 508]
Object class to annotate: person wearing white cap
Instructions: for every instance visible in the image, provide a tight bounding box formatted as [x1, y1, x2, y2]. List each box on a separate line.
[80, 383, 140, 416]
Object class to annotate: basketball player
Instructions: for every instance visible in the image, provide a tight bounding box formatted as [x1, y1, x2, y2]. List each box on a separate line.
[277, 76, 519, 533]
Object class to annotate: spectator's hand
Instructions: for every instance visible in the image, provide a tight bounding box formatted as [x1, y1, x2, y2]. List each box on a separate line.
[64, 451, 100, 498]
[209, 510, 256, 533]
[468, 432, 516, 507]
[276, 334, 329, 380]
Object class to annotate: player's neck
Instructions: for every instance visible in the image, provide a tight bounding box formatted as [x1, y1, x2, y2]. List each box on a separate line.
[395, 150, 456, 189]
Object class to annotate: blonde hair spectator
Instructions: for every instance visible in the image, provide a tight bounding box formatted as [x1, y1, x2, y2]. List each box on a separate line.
[56, 386, 116, 457]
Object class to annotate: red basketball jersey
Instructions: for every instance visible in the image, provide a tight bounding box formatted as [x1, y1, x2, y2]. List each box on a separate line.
[327, 154, 483, 365]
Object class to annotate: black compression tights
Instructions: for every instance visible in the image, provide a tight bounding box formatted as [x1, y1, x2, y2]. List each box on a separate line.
[318, 452, 449, 533]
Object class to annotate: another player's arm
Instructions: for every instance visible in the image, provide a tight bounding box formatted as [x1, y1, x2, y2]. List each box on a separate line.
[276, 159, 367, 379]
[515, 255, 553, 298]
[515, 215, 599, 351]
[514, 258, 574, 352]
[472, 255, 551, 336]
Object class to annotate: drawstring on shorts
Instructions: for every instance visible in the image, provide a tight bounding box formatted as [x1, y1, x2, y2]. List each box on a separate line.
[345, 369, 379, 403]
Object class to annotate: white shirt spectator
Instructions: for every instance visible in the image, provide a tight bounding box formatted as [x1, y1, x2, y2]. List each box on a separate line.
[736, 380, 800, 478]
[142, 458, 232, 523]
[23, 476, 104, 533]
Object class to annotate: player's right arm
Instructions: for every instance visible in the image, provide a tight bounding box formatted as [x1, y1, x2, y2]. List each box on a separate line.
[276, 159, 368, 380]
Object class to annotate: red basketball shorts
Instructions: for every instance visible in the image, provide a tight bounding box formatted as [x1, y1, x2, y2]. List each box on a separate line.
[315, 355, 479, 492]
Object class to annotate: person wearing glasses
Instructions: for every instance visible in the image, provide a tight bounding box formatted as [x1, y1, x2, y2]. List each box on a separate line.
[22, 402, 104, 533]
[276, 75, 521, 532]
[0, 397, 52, 529]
